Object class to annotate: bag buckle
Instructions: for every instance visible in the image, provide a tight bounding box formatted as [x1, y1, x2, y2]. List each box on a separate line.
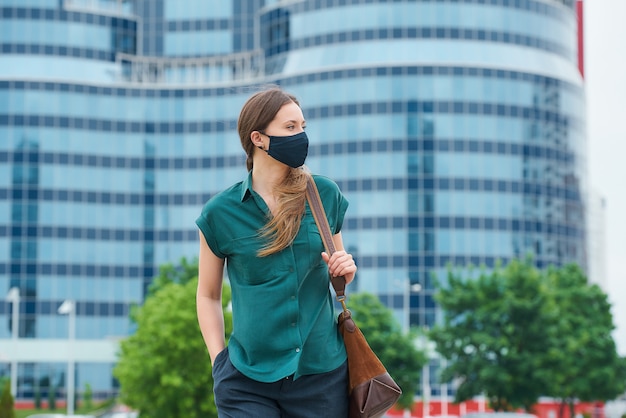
[336, 295, 348, 312]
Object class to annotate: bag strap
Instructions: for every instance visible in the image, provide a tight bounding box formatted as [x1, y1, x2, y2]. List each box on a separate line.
[305, 175, 348, 305]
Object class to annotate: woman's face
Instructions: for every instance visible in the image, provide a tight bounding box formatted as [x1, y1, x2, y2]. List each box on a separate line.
[263, 101, 306, 138]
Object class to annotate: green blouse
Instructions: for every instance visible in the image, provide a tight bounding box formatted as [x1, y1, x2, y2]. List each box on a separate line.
[195, 172, 348, 382]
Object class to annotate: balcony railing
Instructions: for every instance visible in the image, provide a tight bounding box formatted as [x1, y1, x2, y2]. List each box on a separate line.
[115, 51, 265, 86]
[63, 0, 135, 18]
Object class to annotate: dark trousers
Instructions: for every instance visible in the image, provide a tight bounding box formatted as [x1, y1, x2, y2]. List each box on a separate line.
[212, 348, 349, 418]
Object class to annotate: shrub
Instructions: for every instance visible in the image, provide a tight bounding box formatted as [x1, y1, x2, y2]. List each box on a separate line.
[0, 379, 16, 418]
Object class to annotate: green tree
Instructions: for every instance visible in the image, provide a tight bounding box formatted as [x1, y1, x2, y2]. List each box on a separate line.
[82, 383, 93, 411]
[34, 387, 41, 410]
[148, 256, 199, 295]
[48, 383, 56, 411]
[114, 258, 232, 418]
[429, 260, 556, 411]
[0, 379, 16, 418]
[544, 264, 626, 418]
[346, 292, 428, 411]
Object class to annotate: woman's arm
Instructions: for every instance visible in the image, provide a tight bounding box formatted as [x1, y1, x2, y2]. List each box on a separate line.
[196, 229, 227, 365]
[321, 231, 357, 285]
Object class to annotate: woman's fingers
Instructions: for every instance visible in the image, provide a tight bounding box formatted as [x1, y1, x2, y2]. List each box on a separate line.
[322, 251, 357, 278]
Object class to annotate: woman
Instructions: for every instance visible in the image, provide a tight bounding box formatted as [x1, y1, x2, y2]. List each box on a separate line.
[195, 86, 357, 417]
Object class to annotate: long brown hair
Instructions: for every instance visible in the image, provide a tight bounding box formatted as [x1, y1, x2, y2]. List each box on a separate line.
[238, 86, 309, 257]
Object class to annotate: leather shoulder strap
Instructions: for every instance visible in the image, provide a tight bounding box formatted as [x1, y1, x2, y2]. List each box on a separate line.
[305, 175, 347, 299]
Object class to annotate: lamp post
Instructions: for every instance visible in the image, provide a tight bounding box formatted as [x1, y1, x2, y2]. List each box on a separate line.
[441, 358, 448, 417]
[58, 300, 75, 416]
[414, 329, 432, 418]
[5, 287, 20, 397]
[402, 281, 422, 334]
[399, 280, 422, 418]
[422, 360, 430, 418]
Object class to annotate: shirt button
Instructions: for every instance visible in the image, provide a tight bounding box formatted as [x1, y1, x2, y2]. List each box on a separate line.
[295, 348, 301, 353]
[291, 322, 296, 327]
[289, 268, 294, 272]
[290, 295, 296, 300]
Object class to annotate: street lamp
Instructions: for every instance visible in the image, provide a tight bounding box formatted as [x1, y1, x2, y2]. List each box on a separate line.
[5, 287, 20, 397]
[423, 360, 431, 418]
[58, 300, 75, 416]
[402, 281, 422, 334]
[398, 280, 422, 418]
[415, 333, 432, 418]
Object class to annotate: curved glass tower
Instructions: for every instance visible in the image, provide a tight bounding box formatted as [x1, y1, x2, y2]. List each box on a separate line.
[0, 0, 586, 405]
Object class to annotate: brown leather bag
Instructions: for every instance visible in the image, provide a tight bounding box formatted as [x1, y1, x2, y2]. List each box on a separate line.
[306, 176, 402, 418]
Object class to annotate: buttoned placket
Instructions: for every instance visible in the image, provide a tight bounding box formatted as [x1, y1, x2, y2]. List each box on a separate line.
[286, 245, 303, 356]
[248, 188, 305, 370]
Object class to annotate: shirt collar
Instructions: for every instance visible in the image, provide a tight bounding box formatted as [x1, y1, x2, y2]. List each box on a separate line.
[240, 170, 254, 202]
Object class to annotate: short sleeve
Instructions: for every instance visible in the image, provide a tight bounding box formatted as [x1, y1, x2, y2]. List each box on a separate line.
[195, 200, 226, 259]
[335, 196, 349, 233]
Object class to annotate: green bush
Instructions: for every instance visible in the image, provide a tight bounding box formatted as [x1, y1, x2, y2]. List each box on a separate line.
[34, 388, 41, 410]
[0, 379, 16, 418]
[47, 384, 56, 411]
[82, 383, 93, 410]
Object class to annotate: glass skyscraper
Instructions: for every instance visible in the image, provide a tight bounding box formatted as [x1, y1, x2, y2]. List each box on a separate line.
[1, 0, 586, 404]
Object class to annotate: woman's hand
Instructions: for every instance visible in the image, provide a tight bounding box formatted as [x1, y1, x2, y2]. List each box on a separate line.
[321, 250, 357, 285]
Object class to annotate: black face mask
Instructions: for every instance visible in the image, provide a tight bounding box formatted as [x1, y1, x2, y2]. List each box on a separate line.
[261, 131, 309, 168]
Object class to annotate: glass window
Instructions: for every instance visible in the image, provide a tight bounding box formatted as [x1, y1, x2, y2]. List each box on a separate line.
[165, 31, 232, 56]
[1, 0, 59, 8]
[422, 232, 434, 252]
[435, 152, 521, 181]
[6, 20, 110, 51]
[0, 56, 120, 84]
[155, 241, 198, 266]
[77, 363, 115, 391]
[290, 2, 572, 59]
[435, 229, 449, 253]
[37, 276, 141, 304]
[288, 74, 580, 112]
[346, 230, 406, 255]
[281, 41, 582, 87]
[0, 165, 10, 186]
[348, 190, 407, 218]
[38, 239, 142, 265]
[436, 190, 525, 218]
[0, 91, 10, 115]
[39, 164, 144, 193]
[164, 0, 233, 20]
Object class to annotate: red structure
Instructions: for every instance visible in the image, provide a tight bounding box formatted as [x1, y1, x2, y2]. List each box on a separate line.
[577, 0, 585, 78]
[386, 399, 604, 418]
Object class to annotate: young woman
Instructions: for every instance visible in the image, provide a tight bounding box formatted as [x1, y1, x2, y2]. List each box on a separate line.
[195, 86, 357, 417]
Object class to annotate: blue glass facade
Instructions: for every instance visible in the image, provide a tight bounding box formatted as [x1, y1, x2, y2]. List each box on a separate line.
[0, 0, 585, 402]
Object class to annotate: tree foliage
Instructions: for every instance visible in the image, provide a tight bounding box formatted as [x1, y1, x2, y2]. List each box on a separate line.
[429, 259, 626, 413]
[429, 260, 560, 411]
[47, 383, 56, 410]
[0, 379, 15, 418]
[347, 293, 428, 410]
[83, 383, 93, 411]
[543, 264, 626, 418]
[114, 258, 232, 418]
[147, 257, 199, 295]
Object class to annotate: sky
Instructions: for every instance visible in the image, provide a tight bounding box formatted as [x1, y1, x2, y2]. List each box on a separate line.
[584, 0, 626, 355]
